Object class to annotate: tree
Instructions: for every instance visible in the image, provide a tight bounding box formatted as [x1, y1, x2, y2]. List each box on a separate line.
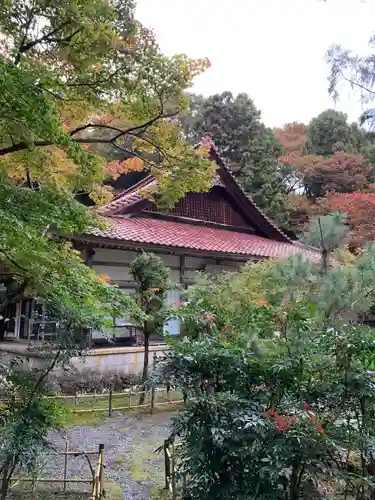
[179, 91, 290, 224]
[0, 0, 215, 330]
[177, 92, 206, 142]
[0, 1, 212, 492]
[327, 41, 375, 129]
[282, 151, 374, 198]
[0, 0, 215, 206]
[274, 122, 308, 156]
[130, 252, 170, 405]
[320, 193, 375, 248]
[287, 194, 320, 234]
[307, 109, 368, 156]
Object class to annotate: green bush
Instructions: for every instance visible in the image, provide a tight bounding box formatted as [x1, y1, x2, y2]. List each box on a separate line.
[153, 215, 375, 499]
[48, 369, 141, 395]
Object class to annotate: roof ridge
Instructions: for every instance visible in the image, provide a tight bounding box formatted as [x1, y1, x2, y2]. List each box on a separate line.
[227, 167, 291, 241]
[97, 175, 155, 215]
[111, 174, 154, 201]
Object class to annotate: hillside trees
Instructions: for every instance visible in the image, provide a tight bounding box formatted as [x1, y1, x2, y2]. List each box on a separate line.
[283, 151, 374, 198]
[274, 122, 308, 156]
[327, 39, 375, 130]
[320, 193, 375, 247]
[307, 109, 369, 156]
[278, 109, 375, 242]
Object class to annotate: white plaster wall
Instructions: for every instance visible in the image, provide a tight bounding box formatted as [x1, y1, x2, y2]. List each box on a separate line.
[92, 248, 181, 284]
[93, 248, 138, 264]
[70, 345, 169, 374]
[91, 247, 248, 285]
[0, 345, 169, 375]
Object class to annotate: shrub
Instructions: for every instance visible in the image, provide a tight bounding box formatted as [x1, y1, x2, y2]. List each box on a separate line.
[153, 215, 375, 500]
[48, 369, 141, 395]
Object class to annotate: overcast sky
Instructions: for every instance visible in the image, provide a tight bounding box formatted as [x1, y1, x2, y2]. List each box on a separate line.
[136, 0, 375, 128]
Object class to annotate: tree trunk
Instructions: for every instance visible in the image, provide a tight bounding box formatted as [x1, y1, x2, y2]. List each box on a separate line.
[139, 325, 150, 406]
[0, 459, 12, 500]
[0, 318, 6, 342]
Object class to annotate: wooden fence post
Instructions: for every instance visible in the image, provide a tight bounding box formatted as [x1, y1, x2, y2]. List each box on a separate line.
[63, 440, 68, 493]
[108, 391, 113, 417]
[99, 444, 104, 497]
[171, 440, 176, 500]
[150, 353, 156, 415]
[164, 440, 170, 491]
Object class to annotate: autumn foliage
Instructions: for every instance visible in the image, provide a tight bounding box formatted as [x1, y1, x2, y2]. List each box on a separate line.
[281, 152, 373, 198]
[320, 193, 375, 247]
[274, 122, 307, 155]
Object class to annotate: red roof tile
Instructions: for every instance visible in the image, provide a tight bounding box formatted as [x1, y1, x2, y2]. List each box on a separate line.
[97, 139, 292, 244]
[98, 176, 156, 215]
[90, 216, 320, 261]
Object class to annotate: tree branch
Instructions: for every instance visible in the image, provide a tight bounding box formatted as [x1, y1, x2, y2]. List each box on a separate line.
[0, 111, 179, 156]
[26, 168, 34, 190]
[0, 137, 112, 155]
[14, 7, 36, 65]
[69, 123, 125, 137]
[110, 141, 155, 169]
[338, 68, 375, 98]
[46, 28, 81, 45]
[16, 21, 70, 59]
[0, 249, 29, 275]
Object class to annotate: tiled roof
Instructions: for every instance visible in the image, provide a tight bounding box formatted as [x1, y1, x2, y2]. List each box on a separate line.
[98, 176, 156, 215]
[90, 216, 320, 261]
[97, 139, 292, 244]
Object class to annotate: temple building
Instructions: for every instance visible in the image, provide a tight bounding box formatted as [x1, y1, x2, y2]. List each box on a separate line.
[0, 140, 319, 371]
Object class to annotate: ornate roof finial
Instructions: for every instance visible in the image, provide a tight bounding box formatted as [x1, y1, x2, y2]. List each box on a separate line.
[200, 134, 215, 149]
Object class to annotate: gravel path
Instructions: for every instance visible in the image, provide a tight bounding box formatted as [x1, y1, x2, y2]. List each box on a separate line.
[42, 412, 173, 500]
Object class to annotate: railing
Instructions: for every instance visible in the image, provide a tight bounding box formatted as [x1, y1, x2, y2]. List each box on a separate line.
[49, 387, 183, 417]
[9, 440, 105, 498]
[0, 388, 184, 418]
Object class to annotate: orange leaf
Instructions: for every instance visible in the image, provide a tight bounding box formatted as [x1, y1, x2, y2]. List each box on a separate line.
[97, 274, 111, 283]
[122, 157, 144, 172]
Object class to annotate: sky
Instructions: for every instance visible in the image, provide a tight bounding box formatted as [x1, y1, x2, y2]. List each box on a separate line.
[136, 0, 375, 128]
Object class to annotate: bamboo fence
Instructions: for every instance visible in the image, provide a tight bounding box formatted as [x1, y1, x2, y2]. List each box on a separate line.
[91, 444, 104, 500]
[9, 440, 105, 498]
[0, 387, 183, 418]
[164, 438, 186, 500]
[47, 387, 183, 416]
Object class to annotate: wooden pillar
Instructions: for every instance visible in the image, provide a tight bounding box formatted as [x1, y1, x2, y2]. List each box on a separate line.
[179, 255, 185, 285]
[85, 248, 95, 268]
[73, 242, 95, 267]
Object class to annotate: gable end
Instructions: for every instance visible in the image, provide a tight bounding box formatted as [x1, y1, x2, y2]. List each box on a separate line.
[142, 187, 254, 229]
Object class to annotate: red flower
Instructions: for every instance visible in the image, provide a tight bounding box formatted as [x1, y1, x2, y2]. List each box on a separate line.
[316, 425, 324, 435]
[265, 409, 277, 418]
[303, 403, 309, 409]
